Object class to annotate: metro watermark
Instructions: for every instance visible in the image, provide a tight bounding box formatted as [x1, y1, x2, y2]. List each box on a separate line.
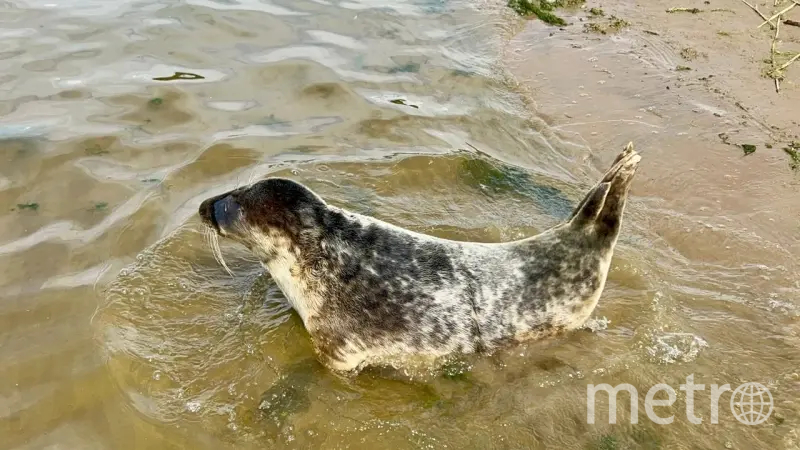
[587, 374, 773, 426]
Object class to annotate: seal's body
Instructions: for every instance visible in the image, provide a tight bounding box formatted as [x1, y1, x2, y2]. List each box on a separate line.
[199, 144, 641, 372]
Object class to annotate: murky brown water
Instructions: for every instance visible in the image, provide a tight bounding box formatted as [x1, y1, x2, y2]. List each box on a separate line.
[1, 0, 799, 449]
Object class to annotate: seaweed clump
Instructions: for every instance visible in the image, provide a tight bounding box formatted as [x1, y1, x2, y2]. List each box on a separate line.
[16, 202, 39, 211]
[584, 15, 630, 34]
[507, 0, 585, 26]
[741, 144, 756, 156]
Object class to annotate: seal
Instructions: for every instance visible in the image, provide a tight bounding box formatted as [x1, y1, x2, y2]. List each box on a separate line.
[199, 143, 641, 373]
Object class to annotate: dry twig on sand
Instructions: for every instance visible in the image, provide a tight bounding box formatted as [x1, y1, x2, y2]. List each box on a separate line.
[666, 1, 797, 92]
[737, 0, 800, 92]
[772, 17, 781, 92]
[777, 52, 800, 71]
[758, 2, 796, 28]
[740, 0, 777, 28]
[667, 7, 702, 13]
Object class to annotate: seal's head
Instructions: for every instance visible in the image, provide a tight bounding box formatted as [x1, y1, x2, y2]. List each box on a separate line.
[198, 178, 326, 260]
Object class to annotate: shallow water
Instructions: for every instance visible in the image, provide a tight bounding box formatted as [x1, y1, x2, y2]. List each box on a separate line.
[1, 0, 799, 449]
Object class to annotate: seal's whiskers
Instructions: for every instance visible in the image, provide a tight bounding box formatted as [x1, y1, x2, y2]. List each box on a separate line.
[205, 226, 234, 277]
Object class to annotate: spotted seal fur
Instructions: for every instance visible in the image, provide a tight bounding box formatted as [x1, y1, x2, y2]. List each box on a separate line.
[199, 143, 641, 373]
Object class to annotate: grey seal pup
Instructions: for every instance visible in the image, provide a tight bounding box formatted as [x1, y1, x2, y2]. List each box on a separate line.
[199, 143, 641, 373]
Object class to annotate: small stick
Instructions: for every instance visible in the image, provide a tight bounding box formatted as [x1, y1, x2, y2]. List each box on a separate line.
[773, 18, 781, 92]
[785, 19, 800, 27]
[740, 0, 777, 28]
[667, 7, 702, 13]
[777, 52, 800, 71]
[758, 3, 796, 28]
[742, 0, 775, 28]
[772, 16, 781, 55]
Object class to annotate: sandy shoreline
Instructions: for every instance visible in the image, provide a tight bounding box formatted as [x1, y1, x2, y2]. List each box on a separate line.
[506, 0, 799, 155]
[504, 0, 800, 260]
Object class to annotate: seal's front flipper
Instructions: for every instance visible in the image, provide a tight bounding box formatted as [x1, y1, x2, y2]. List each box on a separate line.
[258, 358, 321, 427]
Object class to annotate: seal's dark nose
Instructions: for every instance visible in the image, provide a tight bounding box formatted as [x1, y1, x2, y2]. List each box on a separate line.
[199, 194, 241, 234]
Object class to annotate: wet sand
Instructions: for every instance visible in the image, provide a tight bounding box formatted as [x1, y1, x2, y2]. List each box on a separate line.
[505, 0, 800, 265]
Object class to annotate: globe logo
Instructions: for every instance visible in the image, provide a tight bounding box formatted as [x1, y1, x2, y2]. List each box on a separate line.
[730, 382, 773, 425]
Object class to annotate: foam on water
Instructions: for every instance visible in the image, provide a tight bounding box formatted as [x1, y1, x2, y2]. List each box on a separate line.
[646, 332, 708, 364]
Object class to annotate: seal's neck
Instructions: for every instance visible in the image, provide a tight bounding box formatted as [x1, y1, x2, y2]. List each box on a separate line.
[262, 250, 323, 326]
[253, 225, 329, 327]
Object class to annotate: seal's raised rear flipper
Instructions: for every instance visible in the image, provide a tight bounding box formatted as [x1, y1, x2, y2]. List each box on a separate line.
[568, 142, 641, 241]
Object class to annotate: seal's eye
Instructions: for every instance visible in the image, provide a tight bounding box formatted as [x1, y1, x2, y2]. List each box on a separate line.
[213, 195, 241, 232]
